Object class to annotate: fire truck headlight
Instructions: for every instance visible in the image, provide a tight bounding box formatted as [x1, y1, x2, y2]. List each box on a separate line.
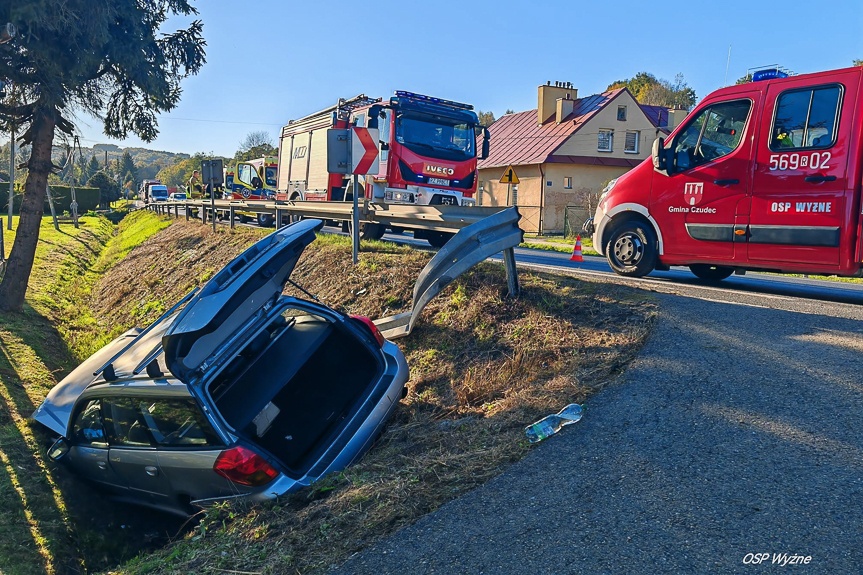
[462, 197, 476, 207]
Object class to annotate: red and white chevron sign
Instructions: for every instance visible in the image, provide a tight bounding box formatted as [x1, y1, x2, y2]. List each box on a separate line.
[351, 127, 380, 175]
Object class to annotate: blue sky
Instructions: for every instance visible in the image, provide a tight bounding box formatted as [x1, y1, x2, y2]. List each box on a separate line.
[64, 0, 863, 157]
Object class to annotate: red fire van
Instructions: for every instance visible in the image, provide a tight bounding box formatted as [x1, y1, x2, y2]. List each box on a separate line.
[585, 66, 863, 280]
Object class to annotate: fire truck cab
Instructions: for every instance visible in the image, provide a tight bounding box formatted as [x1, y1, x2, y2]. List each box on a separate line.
[588, 65, 863, 280]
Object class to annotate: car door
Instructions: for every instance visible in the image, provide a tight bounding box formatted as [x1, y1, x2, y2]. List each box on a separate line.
[650, 93, 760, 260]
[748, 71, 858, 266]
[66, 399, 127, 492]
[137, 397, 237, 501]
[102, 396, 174, 504]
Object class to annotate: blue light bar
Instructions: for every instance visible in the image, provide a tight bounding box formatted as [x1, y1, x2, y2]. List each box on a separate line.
[752, 68, 790, 82]
[394, 91, 473, 111]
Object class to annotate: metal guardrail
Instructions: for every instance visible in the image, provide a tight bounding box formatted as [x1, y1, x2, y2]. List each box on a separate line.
[146, 199, 506, 233]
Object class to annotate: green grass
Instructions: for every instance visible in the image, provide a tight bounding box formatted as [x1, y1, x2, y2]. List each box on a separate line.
[0, 213, 172, 574]
[519, 241, 600, 257]
[0, 216, 114, 574]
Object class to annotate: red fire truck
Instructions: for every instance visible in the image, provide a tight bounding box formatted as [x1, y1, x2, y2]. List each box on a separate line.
[276, 92, 489, 244]
[586, 65, 863, 280]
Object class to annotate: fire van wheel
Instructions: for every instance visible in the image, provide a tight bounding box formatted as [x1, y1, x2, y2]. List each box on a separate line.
[689, 264, 734, 281]
[606, 221, 657, 277]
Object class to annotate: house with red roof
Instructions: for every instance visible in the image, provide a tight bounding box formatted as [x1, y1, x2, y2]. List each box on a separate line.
[477, 81, 687, 234]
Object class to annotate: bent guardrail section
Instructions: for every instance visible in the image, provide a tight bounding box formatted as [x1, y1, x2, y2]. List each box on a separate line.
[374, 207, 523, 340]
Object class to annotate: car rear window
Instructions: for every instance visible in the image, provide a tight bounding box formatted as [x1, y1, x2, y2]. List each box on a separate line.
[138, 398, 221, 447]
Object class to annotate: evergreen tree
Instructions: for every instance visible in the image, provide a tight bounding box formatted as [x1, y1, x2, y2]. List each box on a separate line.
[118, 150, 138, 186]
[87, 171, 118, 208]
[85, 156, 100, 183]
[0, 1, 206, 311]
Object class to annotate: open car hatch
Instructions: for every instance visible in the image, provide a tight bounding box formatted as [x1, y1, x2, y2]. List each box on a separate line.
[163, 219, 324, 383]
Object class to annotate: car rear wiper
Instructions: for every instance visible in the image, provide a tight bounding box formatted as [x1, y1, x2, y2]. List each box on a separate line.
[93, 287, 199, 380]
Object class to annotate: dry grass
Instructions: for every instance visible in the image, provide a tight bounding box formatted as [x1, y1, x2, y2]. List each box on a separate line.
[118, 218, 656, 575]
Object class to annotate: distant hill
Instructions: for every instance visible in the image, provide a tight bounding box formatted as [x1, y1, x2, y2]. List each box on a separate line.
[49, 144, 190, 181]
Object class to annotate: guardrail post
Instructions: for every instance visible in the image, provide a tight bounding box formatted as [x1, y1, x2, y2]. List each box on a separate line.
[503, 247, 520, 298]
[201, 203, 206, 225]
[276, 208, 283, 229]
[229, 205, 235, 229]
[185, 204, 190, 221]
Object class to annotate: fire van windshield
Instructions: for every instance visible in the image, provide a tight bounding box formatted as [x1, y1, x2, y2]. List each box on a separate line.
[395, 112, 476, 161]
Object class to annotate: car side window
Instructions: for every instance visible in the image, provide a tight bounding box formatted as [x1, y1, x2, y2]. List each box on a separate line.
[102, 398, 154, 447]
[71, 400, 107, 447]
[770, 85, 841, 150]
[136, 398, 221, 447]
[674, 100, 752, 170]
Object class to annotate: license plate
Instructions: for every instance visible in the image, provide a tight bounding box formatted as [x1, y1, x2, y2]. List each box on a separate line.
[428, 177, 450, 186]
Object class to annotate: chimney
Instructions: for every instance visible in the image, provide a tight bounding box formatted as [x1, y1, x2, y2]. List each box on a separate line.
[556, 93, 574, 123]
[667, 109, 689, 131]
[538, 81, 577, 125]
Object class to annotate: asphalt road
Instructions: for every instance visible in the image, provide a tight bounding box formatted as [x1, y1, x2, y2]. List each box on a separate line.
[332, 289, 863, 574]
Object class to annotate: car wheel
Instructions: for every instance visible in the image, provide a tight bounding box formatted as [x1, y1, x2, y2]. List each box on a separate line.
[605, 221, 657, 277]
[689, 264, 734, 281]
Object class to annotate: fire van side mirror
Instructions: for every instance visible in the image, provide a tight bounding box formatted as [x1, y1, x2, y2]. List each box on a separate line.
[652, 137, 674, 176]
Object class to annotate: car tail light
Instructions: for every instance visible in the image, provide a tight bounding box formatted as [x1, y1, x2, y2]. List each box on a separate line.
[350, 315, 385, 347]
[213, 446, 279, 486]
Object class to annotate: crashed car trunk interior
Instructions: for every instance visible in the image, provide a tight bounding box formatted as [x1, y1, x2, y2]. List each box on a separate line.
[208, 307, 381, 475]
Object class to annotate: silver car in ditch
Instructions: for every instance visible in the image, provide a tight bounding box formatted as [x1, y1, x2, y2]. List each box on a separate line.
[33, 219, 409, 516]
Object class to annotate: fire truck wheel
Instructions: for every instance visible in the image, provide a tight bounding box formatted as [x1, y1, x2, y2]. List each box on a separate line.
[238, 214, 251, 224]
[606, 221, 657, 277]
[426, 231, 454, 248]
[345, 220, 386, 240]
[389, 226, 405, 234]
[257, 213, 275, 227]
[689, 264, 734, 281]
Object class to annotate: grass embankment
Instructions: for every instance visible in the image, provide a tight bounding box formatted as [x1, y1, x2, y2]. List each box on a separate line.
[0, 213, 171, 574]
[97, 218, 656, 575]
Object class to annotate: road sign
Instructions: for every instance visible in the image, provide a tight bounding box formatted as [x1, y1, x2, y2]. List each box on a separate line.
[500, 165, 519, 184]
[351, 127, 380, 175]
[201, 159, 224, 186]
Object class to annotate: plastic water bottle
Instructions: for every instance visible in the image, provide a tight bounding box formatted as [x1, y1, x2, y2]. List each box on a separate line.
[525, 404, 583, 443]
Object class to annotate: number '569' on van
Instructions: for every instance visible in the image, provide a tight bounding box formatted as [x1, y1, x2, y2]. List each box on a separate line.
[584, 65, 863, 281]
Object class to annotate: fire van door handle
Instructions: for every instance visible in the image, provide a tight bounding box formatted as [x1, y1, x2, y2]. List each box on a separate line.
[804, 175, 836, 183]
[713, 179, 739, 186]
[144, 466, 159, 477]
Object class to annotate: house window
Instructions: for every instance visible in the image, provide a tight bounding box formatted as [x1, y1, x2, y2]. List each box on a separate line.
[598, 130, 613, 152]
[564, 177, 572, 189]
[625, 131, 639, 154]
[617, 106, 627, 121]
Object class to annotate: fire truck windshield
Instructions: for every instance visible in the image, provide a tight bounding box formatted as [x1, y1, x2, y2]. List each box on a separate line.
[395, 113, 475, 161]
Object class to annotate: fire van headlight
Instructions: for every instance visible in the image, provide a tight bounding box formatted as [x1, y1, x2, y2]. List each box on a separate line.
[598, 178, 618, 205]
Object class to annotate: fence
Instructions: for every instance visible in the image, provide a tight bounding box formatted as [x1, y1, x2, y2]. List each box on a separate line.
[563, 205, 592, 238]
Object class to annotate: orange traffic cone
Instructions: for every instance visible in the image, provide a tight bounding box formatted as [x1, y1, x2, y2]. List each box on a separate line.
[570, 235, 584, 262]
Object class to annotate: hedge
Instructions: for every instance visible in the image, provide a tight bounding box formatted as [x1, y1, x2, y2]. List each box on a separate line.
[0, 183, 100, 214]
